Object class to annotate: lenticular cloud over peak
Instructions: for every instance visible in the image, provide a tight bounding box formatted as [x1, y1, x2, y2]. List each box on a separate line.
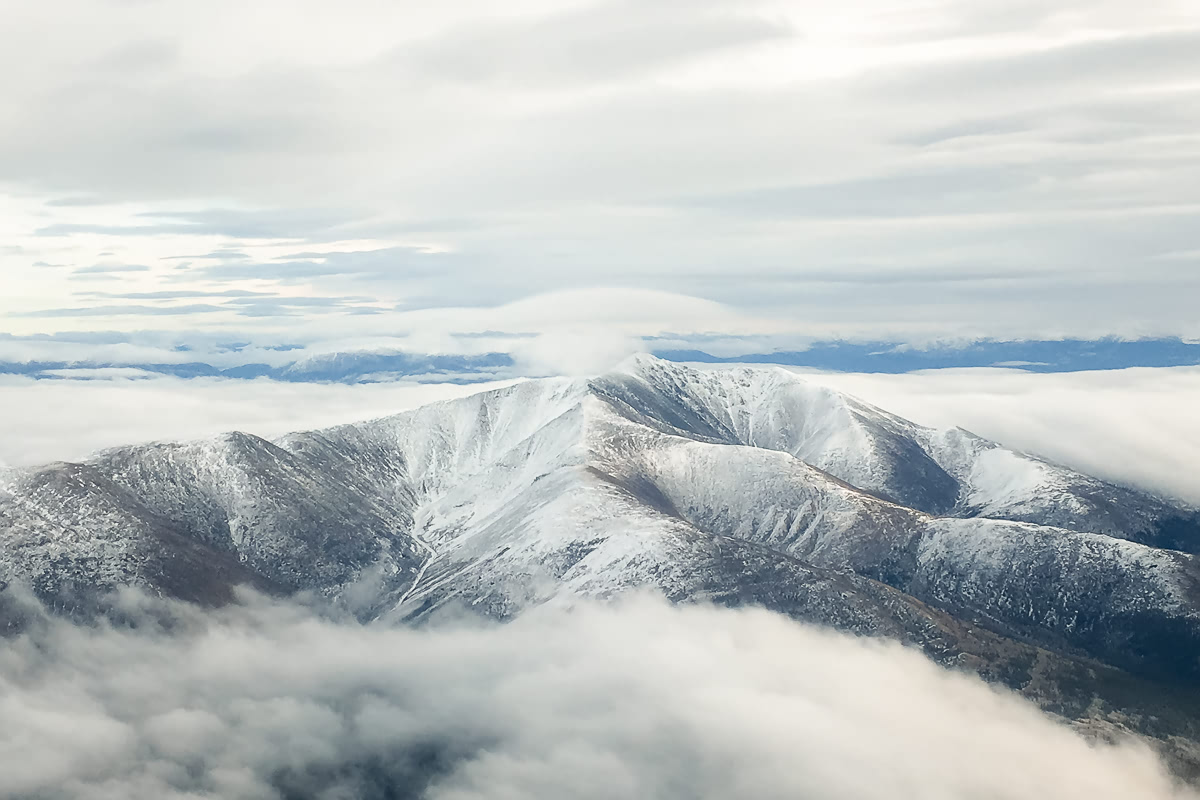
[0, 590, 1191, 800]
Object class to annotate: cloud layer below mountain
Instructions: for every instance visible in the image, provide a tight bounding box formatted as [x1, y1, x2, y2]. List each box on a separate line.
[0, 590, 1192, 800]
[0, 374, 516, 468]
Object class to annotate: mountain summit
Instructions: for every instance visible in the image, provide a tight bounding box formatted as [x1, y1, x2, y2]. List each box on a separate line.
[2, 356, 1199, 759]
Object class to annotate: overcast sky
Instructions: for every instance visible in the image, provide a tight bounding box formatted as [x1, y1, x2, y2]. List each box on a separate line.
[3, 0, 1200, 363]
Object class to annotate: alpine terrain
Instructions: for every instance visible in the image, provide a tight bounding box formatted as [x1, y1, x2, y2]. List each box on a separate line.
[2, 356, 1199, 769]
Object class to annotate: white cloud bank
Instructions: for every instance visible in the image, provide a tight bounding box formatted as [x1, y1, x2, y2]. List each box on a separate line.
[0, 591, 1192, 800]
[0, 375, 518, 467]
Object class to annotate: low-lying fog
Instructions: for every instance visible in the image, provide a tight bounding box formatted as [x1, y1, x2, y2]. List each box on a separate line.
[1, 589, 1193, 800]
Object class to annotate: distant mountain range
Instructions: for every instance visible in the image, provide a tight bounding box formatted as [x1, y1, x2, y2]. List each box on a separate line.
[3, 337, 1199, 383]
[2, 356, 1198, 770]
[654, 336, 1200, 373]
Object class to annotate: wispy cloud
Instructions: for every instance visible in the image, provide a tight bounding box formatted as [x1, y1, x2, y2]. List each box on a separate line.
[75, 289, 276, 300]
[10, 304, 228, 318]
[70, 263, 151, 275]
[392, 0, 795, 86]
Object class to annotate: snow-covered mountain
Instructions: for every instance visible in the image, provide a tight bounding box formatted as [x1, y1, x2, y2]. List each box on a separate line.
[2, 356, 1199, 757]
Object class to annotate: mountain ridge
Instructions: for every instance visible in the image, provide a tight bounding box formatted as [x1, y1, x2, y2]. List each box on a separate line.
[2, 356, 1199, 766]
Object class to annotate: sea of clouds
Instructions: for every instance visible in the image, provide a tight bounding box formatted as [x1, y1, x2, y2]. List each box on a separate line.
[3, 364, 1199, 797]
[1, 589, 1193, 800]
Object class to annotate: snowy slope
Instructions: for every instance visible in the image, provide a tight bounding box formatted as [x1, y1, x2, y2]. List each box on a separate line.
[599, 356, 1200, 551]
[0, 459, 276, 608]
[594, 355, 962, 513]
[266, 369, 1200, 681]
[2, 355, 1199, 687]
[91, 432, 425, 598]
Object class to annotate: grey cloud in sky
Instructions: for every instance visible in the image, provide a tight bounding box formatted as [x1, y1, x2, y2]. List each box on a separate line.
[37, 208, 358, 241]
[88, 38, 180, 73]
[43, 195, 112, 207]
[10, 304, 229, 318]
[682, 166, 1043, 219]
[75, 289, 277, 300]
[220, 295, 374, 307]
[71, 263, 152, 275]
[869, 28, 1200, 99]
[1, 0, 1198, 343]
[896, 116, 1033, 147]
[393, 0, 795, 87]
[135, 208, 361, 239]
[193, 248, 465, 300]
[7, 297, 383, 322]
[163, 249, 250, 261]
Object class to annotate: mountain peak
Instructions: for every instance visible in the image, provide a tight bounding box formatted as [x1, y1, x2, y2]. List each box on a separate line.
[3, 360, 1199, 707]
[609, 350, 668, 375]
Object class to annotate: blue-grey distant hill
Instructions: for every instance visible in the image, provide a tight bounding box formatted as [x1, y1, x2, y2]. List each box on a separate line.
[2, 338, 1198, 383]
[655, 337, 1200, 374]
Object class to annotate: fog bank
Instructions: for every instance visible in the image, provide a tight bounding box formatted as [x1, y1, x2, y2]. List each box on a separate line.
[0, 590, 1191, 800]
